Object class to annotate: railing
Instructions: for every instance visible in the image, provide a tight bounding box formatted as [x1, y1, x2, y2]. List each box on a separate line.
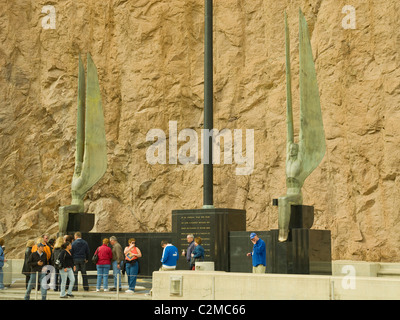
[0, 266, 152, 300]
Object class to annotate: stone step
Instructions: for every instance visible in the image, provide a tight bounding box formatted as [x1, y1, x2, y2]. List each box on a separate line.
[0, 286, 151, 300]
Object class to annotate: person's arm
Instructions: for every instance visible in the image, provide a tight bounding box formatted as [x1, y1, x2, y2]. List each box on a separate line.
[135, 247, 142, 258]
[85, 243, 90, 261]
[160, 247, 167, 264]
[252, 241, 262, 254]
[116, 246, 124, 263]
[108, 247, 113, 260]
[59, 251, 67, 269]
[45, 246, 51, 261]
[124, 245, 133, 255]
[192, 247, 200, 259]
[28, 252, 37, 268]
[252, 241, 266, 258]
[188, 243, 195, 256]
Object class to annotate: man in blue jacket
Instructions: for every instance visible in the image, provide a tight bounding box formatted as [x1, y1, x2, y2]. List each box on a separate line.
[247, 233, 266, 273]
[160, 240, 179, 270]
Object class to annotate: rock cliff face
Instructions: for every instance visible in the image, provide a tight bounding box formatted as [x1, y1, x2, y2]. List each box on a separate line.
[1, 0, 400, 261]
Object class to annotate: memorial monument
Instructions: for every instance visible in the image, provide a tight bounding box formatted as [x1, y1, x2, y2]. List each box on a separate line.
[269, 10, 331, 274]
[172, 0, 246, 271]
[58, 53, 107, 235]
[276, 10, 326, 242]
[230, 10, 331, 275]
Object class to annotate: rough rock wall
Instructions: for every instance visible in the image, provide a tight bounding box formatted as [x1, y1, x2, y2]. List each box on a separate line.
[1, 0, 400, 261]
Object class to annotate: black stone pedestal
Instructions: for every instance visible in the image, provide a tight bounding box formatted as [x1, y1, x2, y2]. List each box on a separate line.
[172, 208, 246, 271]
[67, 213, 95, 233]
[266, 228, 332, 275]
[229, 231, 271, 273]
[229, 204, 332, 275]
[267, 204, 332, 275]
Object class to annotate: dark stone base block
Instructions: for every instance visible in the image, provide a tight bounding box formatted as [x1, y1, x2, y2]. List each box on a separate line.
[67, 213, 95, 233]
[229, 229, 332, 275]
[266, 229, 332, 275]
[229, 231, 271, 273]
[172, 208, 246, 271]
[289, 205, 314, 229]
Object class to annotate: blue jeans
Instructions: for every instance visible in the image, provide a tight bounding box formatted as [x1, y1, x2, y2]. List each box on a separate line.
[112, 260, 123, 289]
[60, 267, 75, 297]
[125, 261, 139, 291]
[0, 267, 4, 289]
[24, 272, 47, 300]
[96, 264, 110, 290]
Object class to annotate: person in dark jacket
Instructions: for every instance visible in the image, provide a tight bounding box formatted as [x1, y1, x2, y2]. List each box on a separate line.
[59, 241, 75, 298]
[24, 243, 49, 300]
[71, 232, 90, 291]
[22, 240, 35, 289]
[182, 234, 195, 270]
[190, 237, 205, 270]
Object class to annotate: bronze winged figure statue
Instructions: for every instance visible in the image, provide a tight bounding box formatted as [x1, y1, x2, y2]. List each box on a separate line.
[58, 53, 107, 235]
[277, 10, 326, 242]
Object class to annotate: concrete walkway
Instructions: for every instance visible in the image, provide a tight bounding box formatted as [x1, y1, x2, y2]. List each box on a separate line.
[0, 275, 152, 300]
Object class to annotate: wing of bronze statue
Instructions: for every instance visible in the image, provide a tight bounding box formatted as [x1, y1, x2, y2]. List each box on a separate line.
[72, 53, 107, 196]
[297, 9, 326, 185]
[284, 11, 294, 149]
[74, 55, 85, 171]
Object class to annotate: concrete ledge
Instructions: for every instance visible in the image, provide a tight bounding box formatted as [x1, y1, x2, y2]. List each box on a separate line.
[152, 271, 332, 300]
[332, 260, 400, 278]
[332, 260, 380, 277]
[5, 259, 400, 299]
[331, 276, 400, 300]
[214, 272, 331, 300]
[152, 270, 400, 300]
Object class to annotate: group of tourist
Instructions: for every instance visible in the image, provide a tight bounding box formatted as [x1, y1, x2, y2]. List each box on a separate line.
[180, 235, 205, 270]
[20, 232, 142, 300]
[177, 232, 266, 273]
[0, 230, 264, 300]
[157, 235, 206, 271]
[93, 236, 142, 293]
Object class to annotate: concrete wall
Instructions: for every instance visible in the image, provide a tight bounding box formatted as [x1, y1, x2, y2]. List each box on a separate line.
[5, 259, 400, 299]
[152, 262, 400, 300]
[152, 271, 333, 300]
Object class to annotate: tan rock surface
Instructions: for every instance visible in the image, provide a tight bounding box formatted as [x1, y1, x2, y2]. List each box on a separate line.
[1, 0, 400, 262]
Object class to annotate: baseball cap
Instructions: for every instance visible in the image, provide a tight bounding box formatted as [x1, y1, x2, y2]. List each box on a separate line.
[250, 232, 257, 239]
[37, 243, 44, 247]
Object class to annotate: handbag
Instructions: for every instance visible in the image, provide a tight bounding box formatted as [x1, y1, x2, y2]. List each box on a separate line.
[55, 258, 62, 269]
[92, 248, 99, 264]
